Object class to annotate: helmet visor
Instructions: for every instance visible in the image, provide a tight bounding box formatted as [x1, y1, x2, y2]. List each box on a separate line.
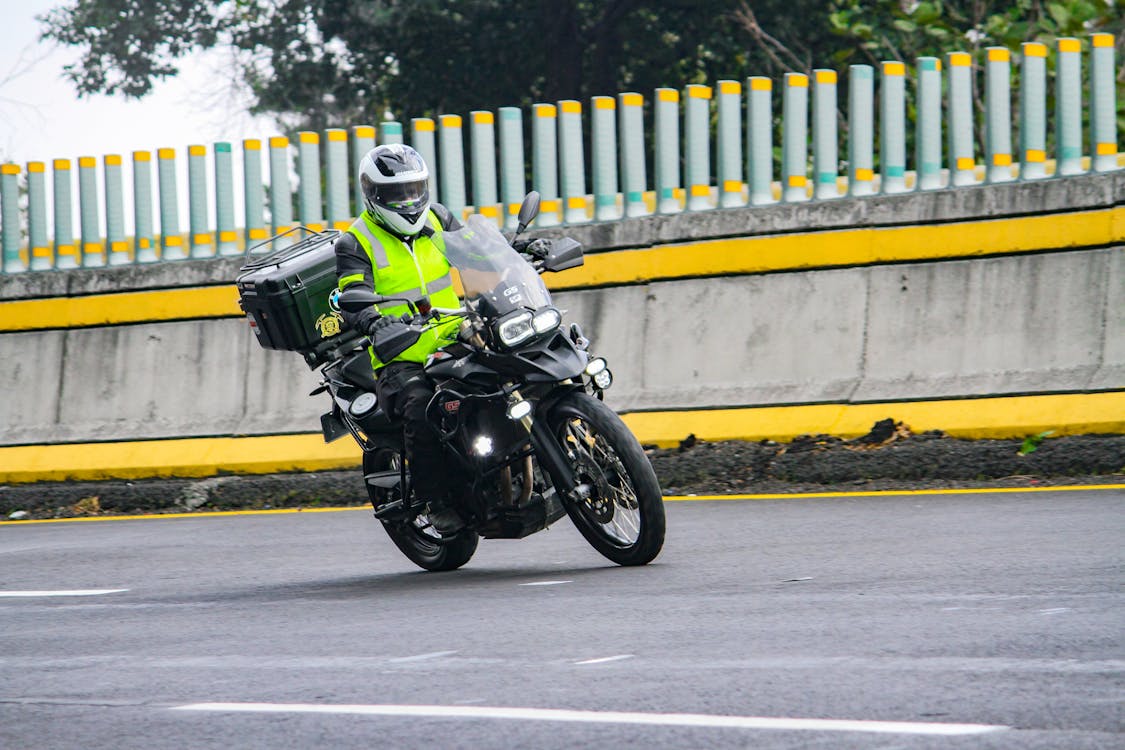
[372, 179, 429, 212]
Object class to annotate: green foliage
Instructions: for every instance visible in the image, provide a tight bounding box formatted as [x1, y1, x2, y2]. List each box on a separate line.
[1019, 430, 1055, 456]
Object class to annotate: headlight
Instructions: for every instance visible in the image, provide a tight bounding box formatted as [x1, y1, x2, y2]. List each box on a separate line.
[585, 358, 608, 376]
[496, 311, 534, 346]
[532, 307, 562, 334]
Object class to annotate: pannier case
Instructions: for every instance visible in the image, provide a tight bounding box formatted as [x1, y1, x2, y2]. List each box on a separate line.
[236, 229, 362, 366]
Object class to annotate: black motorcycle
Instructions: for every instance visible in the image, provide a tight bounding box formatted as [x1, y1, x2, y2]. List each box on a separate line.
[315, 193, 665, 571]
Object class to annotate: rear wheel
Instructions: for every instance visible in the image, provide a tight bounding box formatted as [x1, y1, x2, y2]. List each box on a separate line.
[363, 449, 478, 572]
[550, 392, 665, 566]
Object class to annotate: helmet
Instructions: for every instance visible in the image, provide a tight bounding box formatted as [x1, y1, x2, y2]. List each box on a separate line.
[358, 144, 431, 237]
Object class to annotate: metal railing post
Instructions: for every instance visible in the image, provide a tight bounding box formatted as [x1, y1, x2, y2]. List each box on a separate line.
[410, 119, 439, 206]
[684, 84, 713, 210]
[654, 88, 682, 213]
[716, 80, 745, 208]
[296, 132, 324, 232]
[880, 62, 908, 193]
[947, 52, 976, 185]
[1019, 43, 1048, 180]
[470, 110, 500, 223]
[133, 151, 157, 262]
[214, 143, 238, 255]
[618, 92, 649, 217]
[324, 129, 350, 230]
[104, 154, 129, 265]
[848, 65, 875, 196]
[268, 136, 293, 235]
[351, 126, 376, 216]
[747, 77, 775, 205]
[438, 114, 467, 219]
[381, 121, 404, 145]
[498, 107, 526, 228]
[27, 162, 51, 269]
[53, 158, 79, 268]
[1056, 38, 1085, 175]
[187, 145, 213, 257]
[781, 73, 809, 202]
[591, 96, 621, 221]
[532, 104, 560, 226]
[0, 164, 22, 273]
[78, 156, 104, 266]
[242, 139, 267, 249]
[812, 70, 839, 199]
[558, 100, 588, 224]
[1090, 33, 1117, 172]
[916, 57, 943, 190]
[984, 47, 1014, 183]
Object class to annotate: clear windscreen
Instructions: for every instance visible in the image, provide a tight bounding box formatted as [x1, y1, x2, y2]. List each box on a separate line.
[441, 215, 552, 318]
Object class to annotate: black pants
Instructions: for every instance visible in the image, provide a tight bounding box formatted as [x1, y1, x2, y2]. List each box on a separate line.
[375, 362, 452, 503]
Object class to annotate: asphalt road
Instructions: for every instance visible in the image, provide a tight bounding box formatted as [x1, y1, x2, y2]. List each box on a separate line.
[1, 488, 1121, 749]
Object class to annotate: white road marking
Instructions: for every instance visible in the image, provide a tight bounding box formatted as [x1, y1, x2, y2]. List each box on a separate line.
[518, 580, 572, 587]
[1039, 608, 1070, 615]
[574, 654, 634, 665]
[0, 589, 128, 597]
[170, 703, 1009, 736]
[388, 651, 458, 663]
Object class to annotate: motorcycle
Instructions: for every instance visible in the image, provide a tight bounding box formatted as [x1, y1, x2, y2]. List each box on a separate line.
[315, 192, 665, 571]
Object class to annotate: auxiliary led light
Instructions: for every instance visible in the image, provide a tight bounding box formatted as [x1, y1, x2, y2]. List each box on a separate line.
[593, 369, 613, 390]
[585, 358, 608, 377]
[472, 435, 494, 456]
[507, 400, 533, 421]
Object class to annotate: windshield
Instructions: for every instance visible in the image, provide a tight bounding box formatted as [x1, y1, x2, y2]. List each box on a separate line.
[440, 215, 553, 319]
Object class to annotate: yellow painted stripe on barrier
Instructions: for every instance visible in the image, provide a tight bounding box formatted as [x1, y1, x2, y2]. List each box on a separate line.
[188, 145, 206, 156]
[620, 93, 643, 106]
[1, 164, 19, 175]
[326, 129, 348, 141]
[353, 126, 375, 138]
[27, 161, 44, 173]
[413, 119, 435, 132]
[1023, 43, 1047, 57]
[882, 62, 905, 76]
[472, 111, 494, 124]
[1058, 38, 1081, 53]
[78, 156, 96, 168]
[1, 209, 1121, 331]
[0, 286, 241, 331]
[0, 393, 1120, 483]
[621, 392, 1125, 448]
[749, 78, 772, 91]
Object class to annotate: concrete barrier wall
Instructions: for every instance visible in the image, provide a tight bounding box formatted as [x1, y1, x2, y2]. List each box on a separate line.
[0, 173, 1122, 453]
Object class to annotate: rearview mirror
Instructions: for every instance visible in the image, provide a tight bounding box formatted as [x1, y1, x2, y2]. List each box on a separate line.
[336, 287, 382, 313]
[516, 191, 541, 234]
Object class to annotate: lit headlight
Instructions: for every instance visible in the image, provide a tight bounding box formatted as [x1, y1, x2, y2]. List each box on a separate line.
[532, 307, 562, 334]
[496, 311, 534, 346]
[585, 358, 608, 376]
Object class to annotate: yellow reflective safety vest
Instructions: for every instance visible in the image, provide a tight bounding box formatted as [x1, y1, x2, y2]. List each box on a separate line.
[343, 210, 462, 369]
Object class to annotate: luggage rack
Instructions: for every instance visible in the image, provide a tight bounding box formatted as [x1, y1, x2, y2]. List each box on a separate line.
[239, 225, 342, 272]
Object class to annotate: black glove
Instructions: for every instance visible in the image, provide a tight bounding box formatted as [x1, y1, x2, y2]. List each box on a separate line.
[366, 316, 417, 362]
[364, 315, 398, 337]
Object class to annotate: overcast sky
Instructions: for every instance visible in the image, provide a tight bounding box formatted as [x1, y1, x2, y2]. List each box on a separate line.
[0, 0, 277, 167]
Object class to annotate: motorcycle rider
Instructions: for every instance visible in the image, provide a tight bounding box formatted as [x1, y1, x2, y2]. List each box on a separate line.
[334, 144, 466, 534]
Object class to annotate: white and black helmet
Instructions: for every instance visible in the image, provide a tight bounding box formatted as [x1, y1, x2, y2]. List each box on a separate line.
[358, 144, 431, 237]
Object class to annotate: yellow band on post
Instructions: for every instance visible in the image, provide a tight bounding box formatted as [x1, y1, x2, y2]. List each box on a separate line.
[413, 119, 435, 132]
[788, 74, 808, 88]
[78, 157, 96, 168]
[956, 157, 975, 171]
[104, 155, 122, 167]
[719, 81, 741, 95]
[788, 175, 807, 187]
[242, 140, 261, 151]
[854, 168, 874, 181]
[472, 111, 494, 124]
[567, 197, 586, 209]
[620, 93, 643, 107]
[440, 115, 462, 128]
[269, 137, 289, 148]
[298, 132, 318, 144]
[1096, 143, 1117, 156]
[690, 185, 710, 197]
[1058, 38, 1081, 53]
[992, 154, 1012, 166]
[1092, 34, 1113, 48]
[1023, 43, 1047, 57]
[1025, 149, 1046, 163]
[27, 162, 44, 173]
[593, 97, 615, 110]
[882, 62, 905, 76]
[157, 149, 175, 160]
[248, 228, 268, 240]
[560, 101, 582, 114]
[657, 89, 679, 102]
[949, 52, 971, 67]
[815, 70, 836, 85]
[326, 130, 348, 141]
[987, 48, 1010, 62]
[535, 105, 557, 118]
[687, 85, 712, 99]
[749, 77, 772, 91]
[353, 126, 375, 138]
[0, 164, 19, 175]
[722, 180, 743, 193]
[188, 145, 206, 156]
[54, 159, 71, 170]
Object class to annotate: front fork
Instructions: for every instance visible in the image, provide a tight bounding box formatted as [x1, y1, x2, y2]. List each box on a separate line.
[528, 399, 591, 504]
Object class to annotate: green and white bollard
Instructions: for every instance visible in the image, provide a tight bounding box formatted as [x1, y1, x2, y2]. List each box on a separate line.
[352, 126, 376, 215]
[946, 52, 976, 185]
[1019, 43, 1048, 180]
[157, 149, 184, 260]
[880, 62, 908, 193]
[591, 96, 621, 221]
[381, 121, 403, 145]
[104, 154, 129, 265]
[1055, 38, 1084, 175]
[915, 57, 943, 190]
[847, 65, 875, 196]
[53, 159, 79, 268]
[716, 81, 745, 208]
[0, 164, 22, 273]
[78, 156, 104, 267]
[410, 119, 439, 206]
[470, 111, 500, 224]
[558, 100, 588, 224]
[532, 104, 560, 227]
[1090, 33, 1117, 172]
[297, 132, 324, 232]
[498, 107, 525, 228]
[269, 136, 293, 236]
[684, 84, 713, 211]
[27, 162, 51, 270]
[324, 130, 350, 231]
[214, 142, 238, 255]
[132, 151, 157, 262]
[242, 139, 268, 250]
[812, 70, 839, 199]
[747, 77, 774, 205]
[984, 48, 1014, 183]
[439, 115, 467, 219]
[781, 73, 809, 202]
[654, 88, 682, 214]
[188, 145, 213, 258]
[617, 93, 649, 217]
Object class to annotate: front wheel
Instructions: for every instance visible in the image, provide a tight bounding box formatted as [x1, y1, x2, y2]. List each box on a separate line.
[363, 449, 479, 572]
[549, 392, 665, 566]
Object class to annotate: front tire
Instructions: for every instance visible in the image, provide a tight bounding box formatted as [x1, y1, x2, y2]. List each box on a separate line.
[549, 392, 665, 566]
[363, 449, 478, 572]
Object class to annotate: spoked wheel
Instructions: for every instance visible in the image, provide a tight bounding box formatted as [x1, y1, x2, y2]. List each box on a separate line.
[363, 449, 478, 572]
[550, 392, 665, 566]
